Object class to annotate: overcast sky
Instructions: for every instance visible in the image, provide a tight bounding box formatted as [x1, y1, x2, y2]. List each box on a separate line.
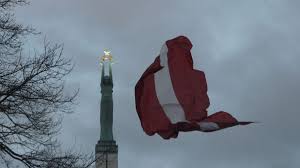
[15, 0, 300, 167]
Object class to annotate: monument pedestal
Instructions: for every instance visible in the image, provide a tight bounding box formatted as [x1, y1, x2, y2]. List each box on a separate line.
[95, 140, 118, 168]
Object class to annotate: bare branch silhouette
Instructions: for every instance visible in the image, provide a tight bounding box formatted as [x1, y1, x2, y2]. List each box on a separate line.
[0, 0, 95, 167]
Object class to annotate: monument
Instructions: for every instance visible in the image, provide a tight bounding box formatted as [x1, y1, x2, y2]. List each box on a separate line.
[95, 50, 118, 168]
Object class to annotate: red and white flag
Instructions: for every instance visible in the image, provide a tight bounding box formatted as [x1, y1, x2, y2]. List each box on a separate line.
[135, 36, 252, 139]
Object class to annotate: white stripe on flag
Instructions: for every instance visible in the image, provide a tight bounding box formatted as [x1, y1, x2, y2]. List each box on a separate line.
[154, 43, 220, 131]
[198, 122, 219, 131]
[154, 44, 187, 124]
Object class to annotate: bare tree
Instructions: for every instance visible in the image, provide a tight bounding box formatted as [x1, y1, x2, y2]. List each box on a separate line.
[0, 0, 94, 167]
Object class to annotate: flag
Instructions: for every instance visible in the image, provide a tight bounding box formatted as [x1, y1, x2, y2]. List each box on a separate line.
[135, 36, 252, 139]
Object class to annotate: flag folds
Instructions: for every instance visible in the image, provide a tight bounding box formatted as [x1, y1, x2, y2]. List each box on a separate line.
[135, 36, 251, 139]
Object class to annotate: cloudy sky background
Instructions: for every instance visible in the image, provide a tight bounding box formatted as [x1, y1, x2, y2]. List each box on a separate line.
[14, 0, 300, 167]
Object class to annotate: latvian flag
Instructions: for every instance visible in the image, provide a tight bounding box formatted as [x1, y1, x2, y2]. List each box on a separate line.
[135, 36, 252, 139]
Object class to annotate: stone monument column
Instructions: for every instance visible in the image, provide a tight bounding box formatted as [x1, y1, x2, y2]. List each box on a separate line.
[95, 50, 118, 168]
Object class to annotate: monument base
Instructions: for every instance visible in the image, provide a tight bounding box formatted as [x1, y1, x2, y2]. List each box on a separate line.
[95, 140, 118, 168]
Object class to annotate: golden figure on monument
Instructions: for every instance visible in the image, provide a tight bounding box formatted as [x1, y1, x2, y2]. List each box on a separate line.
[100, 49, 113, 64]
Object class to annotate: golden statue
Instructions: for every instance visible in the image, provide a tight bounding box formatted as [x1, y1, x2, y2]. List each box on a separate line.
[101, 49, 113, 63]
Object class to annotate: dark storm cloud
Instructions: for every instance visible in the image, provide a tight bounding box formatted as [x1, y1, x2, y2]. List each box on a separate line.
[15, 0, 300, 167]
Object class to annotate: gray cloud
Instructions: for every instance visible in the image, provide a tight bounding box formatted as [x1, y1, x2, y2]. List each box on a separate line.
[14, 0, 300, 167]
